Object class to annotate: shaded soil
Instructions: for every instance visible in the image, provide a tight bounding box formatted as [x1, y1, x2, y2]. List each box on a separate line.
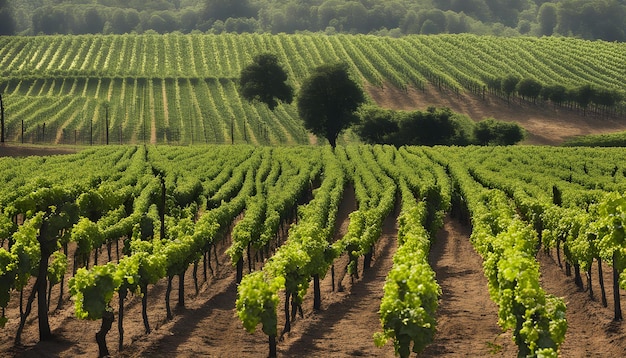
[366, 84, 626, 146]
[422, 215, 516, 357]
[0, 144, 78, 157]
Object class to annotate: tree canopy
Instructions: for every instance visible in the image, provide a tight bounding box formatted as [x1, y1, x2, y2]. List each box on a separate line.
[6, 0, 626, 41]
[474, 118, 525, 145]
[0, 0, 16, 35]
[355, 105, 524, 146]
[239, 53, 293, 111]
[297, 63, 365, 148]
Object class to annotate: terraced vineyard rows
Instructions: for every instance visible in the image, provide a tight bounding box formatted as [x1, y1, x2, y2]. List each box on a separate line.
[1, 145, 626, 357]
[1, 34, 625, 145]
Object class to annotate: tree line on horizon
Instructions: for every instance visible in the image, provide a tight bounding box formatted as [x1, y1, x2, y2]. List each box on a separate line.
[0, 0, 625, 42]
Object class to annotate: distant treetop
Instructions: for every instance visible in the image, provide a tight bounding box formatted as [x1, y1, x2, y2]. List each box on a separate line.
[4, 0, 626, 41]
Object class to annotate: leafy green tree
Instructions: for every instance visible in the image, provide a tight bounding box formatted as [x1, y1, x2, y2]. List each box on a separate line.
[516, 78, 542, 103]
[354, 105, 398, 144]
[239, 53, 294, 110]
[474, 118, 524, 145]
[203, 0, 253, 22]
[541, 84, 568, 106]
[537, 2, 558, 36]
[501, 75, 520, 103]
[297, 63, 365, 148]
[0, 0, 15, 35]
[572, 84, 597, 114]
[397, 107, 457, 146]
[592, 88, 623, 109]
[83, 7, 105, 34]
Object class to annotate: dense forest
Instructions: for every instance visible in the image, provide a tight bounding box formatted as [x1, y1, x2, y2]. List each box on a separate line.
[0, 0, 624, 41]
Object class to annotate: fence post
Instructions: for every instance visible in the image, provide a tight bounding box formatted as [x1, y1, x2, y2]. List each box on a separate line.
[106, 106, 109, 145]
[0, 92, 4, 143]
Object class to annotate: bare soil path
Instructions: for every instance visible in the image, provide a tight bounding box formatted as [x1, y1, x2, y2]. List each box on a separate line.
[422, 215, 517, 357]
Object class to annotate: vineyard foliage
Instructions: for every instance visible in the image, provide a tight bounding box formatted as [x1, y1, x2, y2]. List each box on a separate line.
[2, 145, 626, 356]
[0, 33, 625, 145]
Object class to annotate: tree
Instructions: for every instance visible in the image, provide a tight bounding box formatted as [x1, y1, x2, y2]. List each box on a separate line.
[297, 63, 366, 148]
[516, 78, 542, 103]
[0, 0, 15, 35]
[572, 84, 596, 114]
[239, 53, 293, 111]
[474, 118, 524, 145]
[537, 2, 557, 36]
[399, 107, 457, 146]
[203, 0, 253, 22]
[541, 84, 568, 106]
[501, 75, 520, 103]
[354, 105, 398, 144]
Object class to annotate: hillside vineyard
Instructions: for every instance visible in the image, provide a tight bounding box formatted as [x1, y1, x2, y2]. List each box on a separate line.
[0, 33, 625, 145]
[2, 145, 626, 356]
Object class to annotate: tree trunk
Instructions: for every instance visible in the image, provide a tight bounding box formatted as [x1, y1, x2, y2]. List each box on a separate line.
[613, 252, 623, 321]
[587, 266, 594, 300]
[15, 285, 37, 345]
[236, 257, 244, 284]
[313, 274, 321, 311]
[207, 250, 214, 276]
[141, 284, 151, 334]
[203, 251, 208, 282]
[291, 293, 303, 320]
[598, 258, 608, 307]
[57, 244, 68, 311]
[574, 263, 583, 288]
[247, 244, 253, 273]
[329, 135, 337, 149]
[213, 244, 219, 267]
[268, 335, 277, 358]
[363, 246, 373, 270]
[96, 310, 114, 358]
[282, 291, 291, 334]
[177, 272, 185, 308]
[118, 288, 127, 351]
[193, 261, 199, 295]
[36, 248, 52, 341]
[47, 281, 52, 312]
[166, 276, 173, 320]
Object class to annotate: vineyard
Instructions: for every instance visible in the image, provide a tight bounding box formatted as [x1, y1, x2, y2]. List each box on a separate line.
[1, 33, 625, 145]
[1, 145, 626, 357]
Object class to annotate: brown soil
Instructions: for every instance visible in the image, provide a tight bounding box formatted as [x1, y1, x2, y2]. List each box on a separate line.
[366, 84, 626, 145]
